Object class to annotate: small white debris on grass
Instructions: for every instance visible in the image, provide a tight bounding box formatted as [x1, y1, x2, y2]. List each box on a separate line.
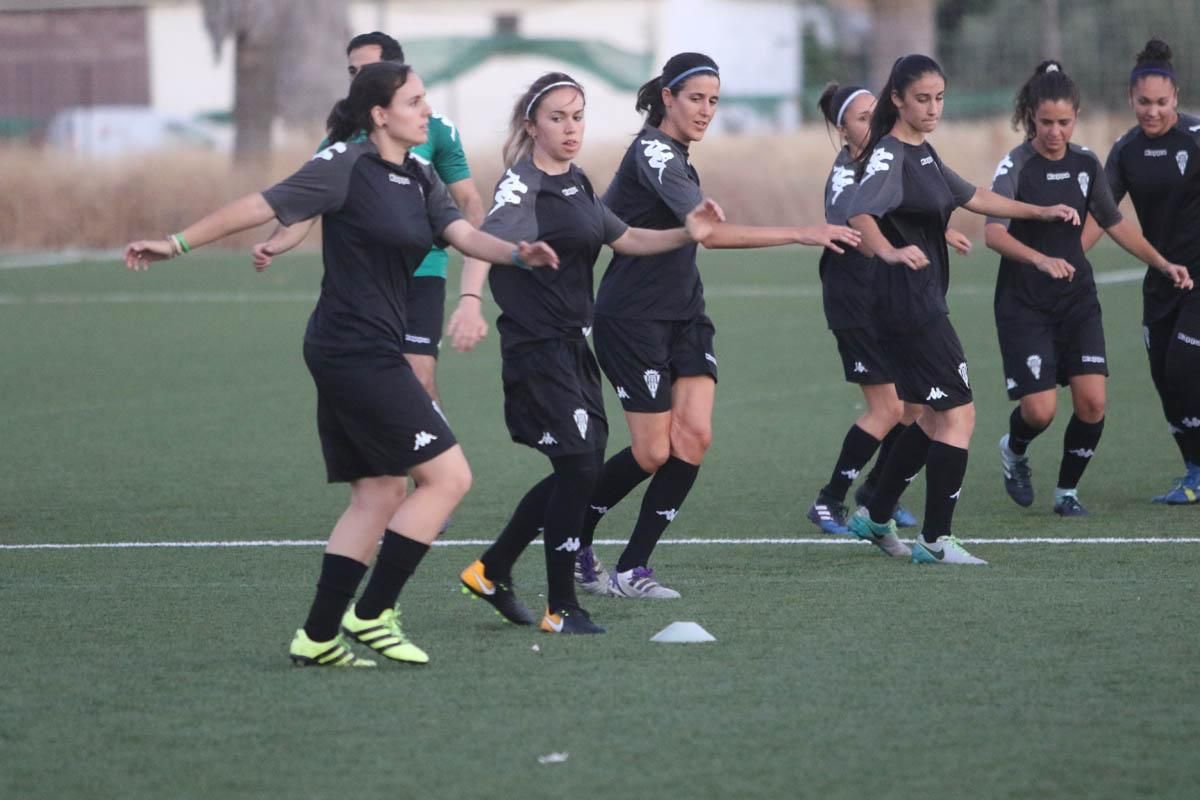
[531, 643, 540, 653]
[537, 752, 569, 764]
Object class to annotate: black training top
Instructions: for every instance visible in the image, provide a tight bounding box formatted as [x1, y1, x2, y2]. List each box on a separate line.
[481, 157, 629, 355]
[819, 146, 877, 330]
[988, 141, 1122, 315]
[847, 135, 976, 332]
[262, 140, 462, 354]
[1104, 112, 1200, 322]
[595, 125, 705, 321]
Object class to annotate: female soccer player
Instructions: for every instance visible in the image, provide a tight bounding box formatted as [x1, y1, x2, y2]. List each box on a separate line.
[123, 62, 558, 665]
[1084, 39, 1200, 504]
[987, 60, 1191, 516]
[447, 74, 722, 633]
[573, 52, 860, 598]
[804, 82, 932, 547]
[843, 54, 1080, 564]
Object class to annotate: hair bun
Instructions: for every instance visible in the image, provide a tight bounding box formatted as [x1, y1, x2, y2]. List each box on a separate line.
[1137, 38, 1173, 66]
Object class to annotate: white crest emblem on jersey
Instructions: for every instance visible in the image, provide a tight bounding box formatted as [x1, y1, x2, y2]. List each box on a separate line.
[573, 408, 589, 439]
[862, 147, 894, 184]
[957, 361, 970, 389]
[1026, 354, 1042, 380]
[640, 138, 675, 183]
[993, 154, 1014, 180]
[313, 141, 348, 161]
[488, 168, 529, 215]
[1177, 150, 1189, 176]
[643, 369, 661, 399]
[830, 165, 855, 204]
[1077, 171, 1089, 197]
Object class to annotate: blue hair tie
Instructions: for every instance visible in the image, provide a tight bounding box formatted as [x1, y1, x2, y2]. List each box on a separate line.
[1131, 65, 1176, 81]
[664, 65, 718, 90]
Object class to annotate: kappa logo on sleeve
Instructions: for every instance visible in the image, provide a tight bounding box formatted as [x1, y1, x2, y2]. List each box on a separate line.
[862, 147, 894, 184]
[312, 141, 348, 161]
[640, 138, 675, 183]
[993, 154, 1014, 180]
[830, 166, 856, 204]
[488, 169, 529, 215]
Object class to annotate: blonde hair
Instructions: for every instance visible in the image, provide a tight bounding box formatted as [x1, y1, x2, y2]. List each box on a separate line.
[501, 72, 584, 167]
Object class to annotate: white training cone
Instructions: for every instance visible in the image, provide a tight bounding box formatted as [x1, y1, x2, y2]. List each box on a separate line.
[650, 621, 716, 643]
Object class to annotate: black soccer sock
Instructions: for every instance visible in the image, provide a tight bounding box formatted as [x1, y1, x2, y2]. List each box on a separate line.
[354, 531, 430, 619]
[303, 553, 368, 642]
[866, 424, 932, 525]
[821, 424, 882, 502]
[542, 453, 601, 611]
[580, 447, 652, 547]
[863, 423, 907, 490]
[481, 474, 556, 578]
[1057, 415, 1105, 490]
[616, 457, 700, 572]
[1164, 318, 1200, 465]
[1007, 406, 1047, 456]
[921, 442, 969, 543]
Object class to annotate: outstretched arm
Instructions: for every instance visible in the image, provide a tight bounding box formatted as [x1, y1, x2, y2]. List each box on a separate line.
[441, 219, 558, 270]
[611, 198, 726, 255]
[700, 222, 860, 253]
[1104, 218, 1194, 290]
[983, 222, 1075, 280]
[963, 188, 1081, 226]
[125, 193, 276, 270]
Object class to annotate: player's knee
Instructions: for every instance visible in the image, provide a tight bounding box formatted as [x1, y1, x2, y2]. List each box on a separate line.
[1023, 405, 1056, 430]
[443, 461, 473, 502]
[1073, 396, 1105, 424]
[670, 420, 712, 462]
[632, 439, 670, 473]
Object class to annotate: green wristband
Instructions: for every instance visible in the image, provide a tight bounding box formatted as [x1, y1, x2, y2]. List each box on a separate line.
[176, 233, 191, 254]
[511, 248, 531, 271]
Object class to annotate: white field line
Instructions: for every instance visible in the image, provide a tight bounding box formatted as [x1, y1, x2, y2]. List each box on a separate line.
[0, 249, 123, 269]
[3, 536, 1200, 551]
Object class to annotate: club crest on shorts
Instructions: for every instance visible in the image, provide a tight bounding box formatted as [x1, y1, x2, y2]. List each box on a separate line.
[643, 369, 661, 399]
[1026, 354, 1042, 380]
[1177, 150, 1189, 176]
[957, 361, 970, 389]
[1077, 171, 1089, 197]
[573, 408, 588, 438]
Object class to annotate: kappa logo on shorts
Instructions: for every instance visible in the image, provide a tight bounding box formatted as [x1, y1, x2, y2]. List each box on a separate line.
[1177, 151, 1189, 176]
[413, 431, 438, 451]
[312, 141, 348, 161]
[554, 537, 581, 552]
[591, 505, 609, 515]
[1177, 331, 1200, 348]
[656, 508, 678, 522]
[582, 326, 592, 337]
[958, 362, 970, 389]
[840, 468, 860, 480]
[830, 165, 856, 204]
[405, 334, 432, 344]
[905, 472, 920, 483]
[1006, 377, 1017, 391]
[640, 138, 675, 183]
[643, 369, 662, 399]
[573, 408, 589, 439]
[950, 488, 962, 500]
[1182, 417, 1200, 429]
[1068, 448, 1096, 458]
[488, 169, 529, 215]
[862, 147, 894, 184]
[538, 432, 559, 446]
[705, 353, 718, 367]
[926, 387, 948, 401]
[853, 361, 868, 374]
[1026, 354, 1043, 380]
[1081, 354, 1106, 364]
[1077, 171, 1090, 197]
[616, 386, 631, 400]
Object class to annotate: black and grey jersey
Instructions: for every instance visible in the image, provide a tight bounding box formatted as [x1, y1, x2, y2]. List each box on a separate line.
[1104, 112, 1200, 321]
[482, 157, 628, 354]
[988, 142, 1122, 314]
[262, 140, 463, 353]
[846, 135, 976, 332]
[595, 125, 705, 321]
[819, 146, 877, 329]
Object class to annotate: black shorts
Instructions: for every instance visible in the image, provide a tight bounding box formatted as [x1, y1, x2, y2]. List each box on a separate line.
[885, 314, 973, 411]
[402, 276, 446, 358]
[832, 326, 896, 385]
[996, 300, 1108, 400]
[502, 337, 608, 456]
[303, 343, 456, 483]
[593, 313, 718, 413]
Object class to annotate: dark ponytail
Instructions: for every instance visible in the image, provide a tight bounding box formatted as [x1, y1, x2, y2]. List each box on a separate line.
[1131, 38, 1176, 87]
[1012, 60, 1079, 139]
[855, 54, 944, 176]
[636, 52, 719, 127]
[325, 61, 411, 143]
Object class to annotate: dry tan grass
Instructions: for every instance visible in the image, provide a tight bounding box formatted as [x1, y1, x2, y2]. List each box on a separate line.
[1, 114, 1135, 250]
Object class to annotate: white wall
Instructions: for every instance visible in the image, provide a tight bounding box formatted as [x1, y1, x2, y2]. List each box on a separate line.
[146, 3, 233, 115]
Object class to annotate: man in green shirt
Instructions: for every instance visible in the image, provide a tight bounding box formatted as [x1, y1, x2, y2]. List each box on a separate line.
[256, 32, 485, 406]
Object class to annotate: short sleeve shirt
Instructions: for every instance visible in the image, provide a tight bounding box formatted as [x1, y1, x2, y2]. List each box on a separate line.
[483, 158, 628, 354]
[263, 140, 463, 353]
[819, 146, 877, 330]
[988, 141, 1121, 316]
[595, 126, 705, 321]
[1103, 112, 1200, 322]
[847, 135, 976, 332]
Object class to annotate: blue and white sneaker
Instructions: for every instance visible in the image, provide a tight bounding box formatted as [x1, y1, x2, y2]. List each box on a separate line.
[807, 493, 850, 535]
[1151, 463, 1200, 505]
[912, 535, 987, 565]
[847, 507, 911, 559]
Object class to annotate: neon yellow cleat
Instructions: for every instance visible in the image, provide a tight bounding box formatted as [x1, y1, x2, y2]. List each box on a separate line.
[340, 606, 429, 665]
[289, 629, 376, 667]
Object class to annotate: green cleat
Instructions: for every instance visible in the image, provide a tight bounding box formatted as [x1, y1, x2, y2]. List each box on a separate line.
[341, 607, 429, 665]
[911, 535, 987, 565]
[847, 507, 911, 558]
[289, 629, 376, 668]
